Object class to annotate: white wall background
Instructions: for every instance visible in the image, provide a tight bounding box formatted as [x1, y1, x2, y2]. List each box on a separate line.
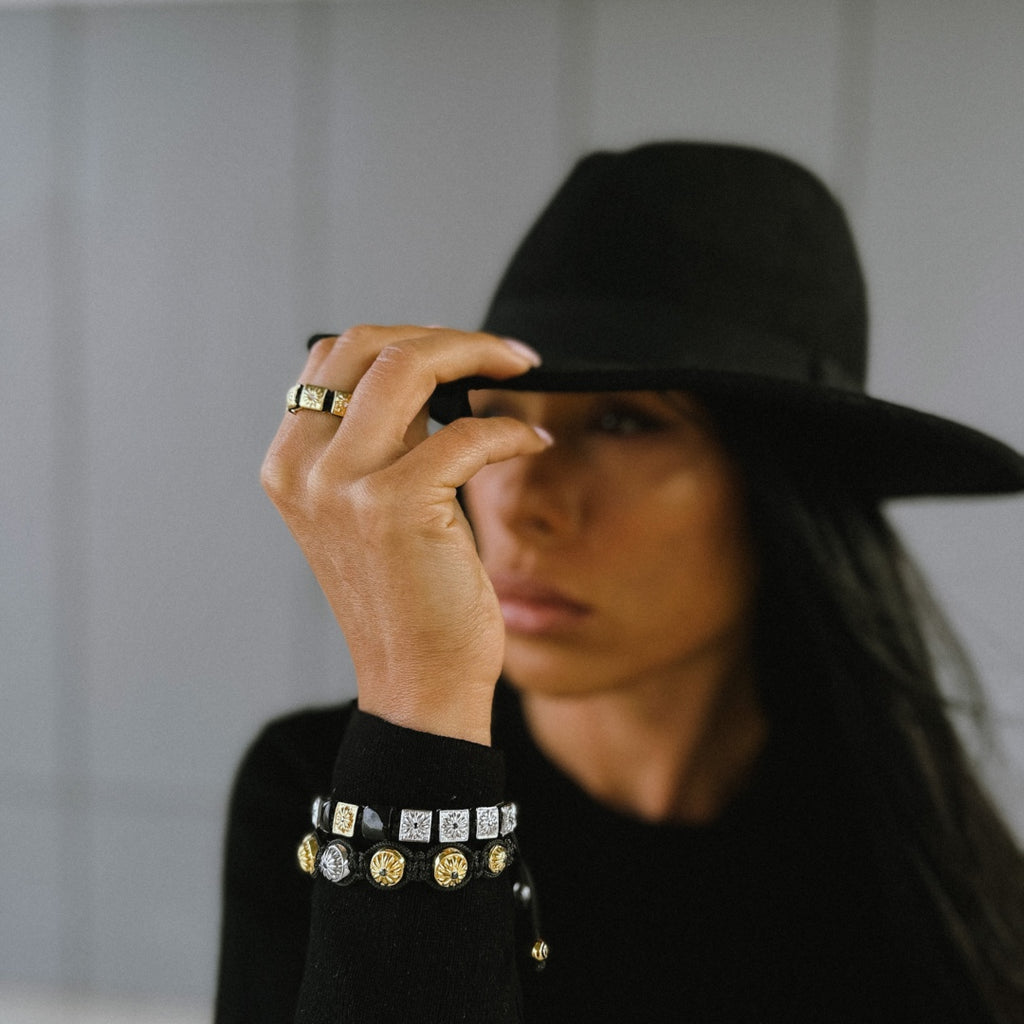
[2, 1, 1021, 1019]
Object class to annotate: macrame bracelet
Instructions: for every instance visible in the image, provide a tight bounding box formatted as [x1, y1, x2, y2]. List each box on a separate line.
[296, 833, 518, 891]
[310, 796, 518, 845]
[296, 797, 548, 965]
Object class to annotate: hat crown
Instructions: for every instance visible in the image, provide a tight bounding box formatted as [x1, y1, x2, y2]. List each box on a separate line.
[426, 141, 1023, 495]
[483, 142, 867, 390]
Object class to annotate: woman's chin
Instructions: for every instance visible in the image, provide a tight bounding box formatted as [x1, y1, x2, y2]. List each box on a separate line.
[501, 643, 604, 698]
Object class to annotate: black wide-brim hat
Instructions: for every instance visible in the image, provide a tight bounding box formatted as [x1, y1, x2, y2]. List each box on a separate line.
[430, 142, 1024, 498]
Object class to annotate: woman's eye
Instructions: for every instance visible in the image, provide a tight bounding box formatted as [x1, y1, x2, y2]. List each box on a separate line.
[472, 401, 519, 421]
[593, 408, 662, 436]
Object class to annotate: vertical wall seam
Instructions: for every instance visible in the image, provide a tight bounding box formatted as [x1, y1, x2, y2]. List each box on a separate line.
[555, 0, 595, 167]
[51, 5, 94, 995]
[831, 0, 877, 227]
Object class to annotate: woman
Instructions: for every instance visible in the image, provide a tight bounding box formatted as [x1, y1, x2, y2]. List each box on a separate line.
[216, 143, 1024, 1022]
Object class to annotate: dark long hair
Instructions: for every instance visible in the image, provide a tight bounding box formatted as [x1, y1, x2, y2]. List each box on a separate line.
[720, 409, 1024, 1022]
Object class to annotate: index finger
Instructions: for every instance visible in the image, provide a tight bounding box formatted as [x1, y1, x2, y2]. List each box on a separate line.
[324, 327, 541, 474]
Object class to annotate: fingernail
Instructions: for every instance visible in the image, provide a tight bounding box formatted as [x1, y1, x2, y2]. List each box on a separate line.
[503, 338, 542, 366]
[532, 425, 554, 446]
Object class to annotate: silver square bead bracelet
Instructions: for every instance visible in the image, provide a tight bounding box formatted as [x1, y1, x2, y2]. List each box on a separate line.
[310, 796, 518, 845]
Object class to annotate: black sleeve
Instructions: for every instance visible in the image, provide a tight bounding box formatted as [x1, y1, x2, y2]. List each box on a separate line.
[293, 709, 522, 1023]
[215, 705, 348, 1024]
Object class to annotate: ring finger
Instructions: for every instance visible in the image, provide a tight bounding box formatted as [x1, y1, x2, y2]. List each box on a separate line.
[275, 329, 386, 444]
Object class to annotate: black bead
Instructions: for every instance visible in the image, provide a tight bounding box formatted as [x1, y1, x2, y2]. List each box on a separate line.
[360, 805, 390, 841]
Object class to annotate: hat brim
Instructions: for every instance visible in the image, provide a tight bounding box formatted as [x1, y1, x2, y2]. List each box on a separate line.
[430, 366, 1024, 499]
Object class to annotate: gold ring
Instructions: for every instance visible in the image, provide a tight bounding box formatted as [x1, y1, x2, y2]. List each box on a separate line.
[287, 383, 353, 418]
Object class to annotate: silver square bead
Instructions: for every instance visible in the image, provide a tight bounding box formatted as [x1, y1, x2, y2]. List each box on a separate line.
[500, 802, 518, 835]
[398, 808, 432, 843]
[438, 808, 470, 842]
[476, 806, 499, 840]
[311, 796, 323, 828]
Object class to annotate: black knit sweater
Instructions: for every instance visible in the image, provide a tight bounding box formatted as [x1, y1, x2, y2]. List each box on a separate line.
[215, 684, 989, 1022]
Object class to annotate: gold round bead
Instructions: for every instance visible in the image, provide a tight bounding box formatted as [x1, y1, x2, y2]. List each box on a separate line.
[486, 843, 508, 875]
[368, 847, 405, 887]
[433, 847, 470, 888]
[296, 832, 319, 875]
[531, 939, 550, 963]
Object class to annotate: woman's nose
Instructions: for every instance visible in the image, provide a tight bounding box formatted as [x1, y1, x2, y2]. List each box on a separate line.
[494, 441, 584, 541]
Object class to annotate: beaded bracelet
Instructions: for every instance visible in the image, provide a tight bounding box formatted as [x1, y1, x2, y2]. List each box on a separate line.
[297, 832, 518, 891]
[296, 797, 548, 965]
[310, 796, 518, 845]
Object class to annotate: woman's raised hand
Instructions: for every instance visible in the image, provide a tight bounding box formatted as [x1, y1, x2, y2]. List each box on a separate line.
[261, 325, 548, 745]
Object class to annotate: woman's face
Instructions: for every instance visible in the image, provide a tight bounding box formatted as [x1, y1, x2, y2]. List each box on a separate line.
[462, 390, 758, 698]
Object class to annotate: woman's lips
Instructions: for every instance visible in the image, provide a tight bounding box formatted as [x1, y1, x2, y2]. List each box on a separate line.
[489, 574, 592, 634]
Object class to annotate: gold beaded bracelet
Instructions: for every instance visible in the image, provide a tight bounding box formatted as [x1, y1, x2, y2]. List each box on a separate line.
[297, 833, 517, 891]
[298, 795, 547, 965]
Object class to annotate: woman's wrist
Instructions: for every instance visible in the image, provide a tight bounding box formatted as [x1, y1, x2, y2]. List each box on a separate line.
[356, 679, 497, 747]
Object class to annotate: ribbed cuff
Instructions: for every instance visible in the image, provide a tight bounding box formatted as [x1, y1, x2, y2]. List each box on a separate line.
[331, 708, 506, 807]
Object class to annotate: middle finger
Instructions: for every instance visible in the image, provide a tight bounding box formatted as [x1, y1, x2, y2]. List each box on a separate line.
[318, 325, 541, 475]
